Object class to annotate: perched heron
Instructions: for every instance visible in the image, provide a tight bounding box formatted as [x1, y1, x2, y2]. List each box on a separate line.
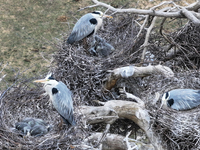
[67, 11, 112, 44]
[34, 74, 76, 126]
[161, 89, 200, 111]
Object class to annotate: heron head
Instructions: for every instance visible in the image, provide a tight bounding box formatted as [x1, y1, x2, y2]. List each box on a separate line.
[33, 73, 58, 89]
[34, 73, 55, 83]
[92, 11, 113, 19]
[160, 92, 170, 109]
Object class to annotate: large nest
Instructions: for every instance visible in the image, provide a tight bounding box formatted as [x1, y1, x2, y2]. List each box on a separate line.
[1, 13, 200, 150]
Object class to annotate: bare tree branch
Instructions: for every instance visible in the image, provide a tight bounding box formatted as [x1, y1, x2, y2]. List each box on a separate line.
[141, 16, 158, 63]
[185, 0, 200, 11]
[79, 100, 164, 150]
[91, 0, 200, 25]
[181, 7, 200, 25]
[105, 65, 174, 90]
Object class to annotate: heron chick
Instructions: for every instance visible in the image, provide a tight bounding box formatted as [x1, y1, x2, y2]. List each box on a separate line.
[67, 11, 112, 44]
[15, 118, 51, 136]
[34, 74, 76, 126]
[161, 89, 200, 111]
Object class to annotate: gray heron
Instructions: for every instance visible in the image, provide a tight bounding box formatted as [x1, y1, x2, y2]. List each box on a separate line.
[67, 11, 112, 44]
[34, 74, 76, 126]
[161, 89, 200, 111]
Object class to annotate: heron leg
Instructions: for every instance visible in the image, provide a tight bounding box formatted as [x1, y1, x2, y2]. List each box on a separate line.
[58, 117, 63, 131]
[83, 37, 88, 49]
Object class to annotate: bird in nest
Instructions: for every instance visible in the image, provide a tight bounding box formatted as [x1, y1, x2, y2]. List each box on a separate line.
[15, 118, 51, 136]
[34, 73, 76, 126]
[161, 89, 200, 111]
[67, 11, 112, 46]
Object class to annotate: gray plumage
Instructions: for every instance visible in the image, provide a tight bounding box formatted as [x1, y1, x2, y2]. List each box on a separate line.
[15, 122, 30, 132]
[67, 13, 97, 44]
[67, 11, 112, 44]
[30, 124, 49, 136]
[51, 81, 76, 126]
[15, 118, 51, 136]
[34, 74, 76, 126]
[162, 89, 200, 110]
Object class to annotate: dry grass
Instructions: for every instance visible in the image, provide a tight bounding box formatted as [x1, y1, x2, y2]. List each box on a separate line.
[0, 0, 196, 89]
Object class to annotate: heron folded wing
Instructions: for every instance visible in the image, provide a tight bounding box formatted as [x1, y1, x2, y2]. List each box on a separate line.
[67, 13, 96, 44]
[52, 82, 76, 125]
[171, 89, 200, 110]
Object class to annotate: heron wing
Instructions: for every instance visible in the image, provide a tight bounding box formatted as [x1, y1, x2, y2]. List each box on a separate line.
[67, 13, 96, 44]
[52, 82, 76, 125]
[170, 89, 200, 110]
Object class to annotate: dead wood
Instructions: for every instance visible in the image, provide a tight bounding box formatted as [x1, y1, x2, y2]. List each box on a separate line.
[91, 0, 200, 25]
[105, 65, 174, 90]
[84, 132, 155, 150]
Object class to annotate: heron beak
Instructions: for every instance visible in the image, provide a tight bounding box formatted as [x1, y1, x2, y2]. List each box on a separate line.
[33, 79, 47, 83]
[103, 15, 113, 18]
[160, 96, 166, 109]
[160, 101, 164, 109]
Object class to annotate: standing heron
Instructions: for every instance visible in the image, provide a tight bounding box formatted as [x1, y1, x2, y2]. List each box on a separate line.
[34, 74, 76, 126]
[161, 89, 200, 111]
[67, 11, 112, 44]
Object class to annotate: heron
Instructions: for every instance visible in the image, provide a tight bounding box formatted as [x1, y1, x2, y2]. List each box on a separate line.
[30, 124, 49, 136]
[161, 89, 200, 111]
[67, 11, 112, 45]
[34, 74, 76, 126]
[15, 121, 31, 134]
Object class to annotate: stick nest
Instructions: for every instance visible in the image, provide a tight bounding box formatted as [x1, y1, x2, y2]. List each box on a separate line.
[0, 14, 200, 150]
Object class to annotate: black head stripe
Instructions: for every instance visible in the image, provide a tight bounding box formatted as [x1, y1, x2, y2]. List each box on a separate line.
[167, 99, 174, 107]
[89, 18, 97, 25]
[52, 88, 58, 95]
[165, 92, 169, 99]
[92, 11, 101, 15]
[48, 76, 55, 80]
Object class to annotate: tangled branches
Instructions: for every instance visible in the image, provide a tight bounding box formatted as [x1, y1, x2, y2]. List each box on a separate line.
[1, 1, 200, 149]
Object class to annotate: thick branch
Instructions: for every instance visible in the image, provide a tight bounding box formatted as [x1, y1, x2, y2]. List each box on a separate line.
[79, 100, 163, 150]
[84, 132, 155, 150]
[181, 7, 200, 25]
[92, 0, 182, 17]
[92, 0, 200, 25]
[79, 105, 118, 125]
[119, 87, 145, 107]
[185, 0, 200, 11]
[105, 65, 174, 90]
